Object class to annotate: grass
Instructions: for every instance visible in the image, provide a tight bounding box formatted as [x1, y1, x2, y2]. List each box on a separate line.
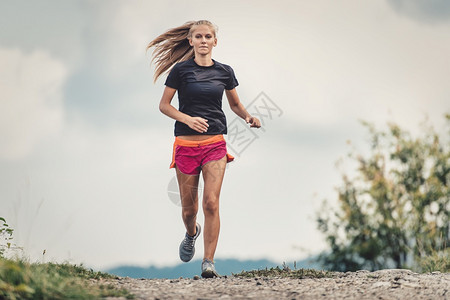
[233, 251, 450, 278]
[0, 257, 134, 299]
[414, 237, 450, 273]
[415, 247, 450, 273]
[232, 264, 334, 279]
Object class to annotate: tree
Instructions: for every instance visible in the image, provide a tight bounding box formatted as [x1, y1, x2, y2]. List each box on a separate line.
[317, 115, 449, 272]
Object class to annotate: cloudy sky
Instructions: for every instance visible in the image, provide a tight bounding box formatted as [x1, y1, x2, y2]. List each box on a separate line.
[1, 0, 449, 270]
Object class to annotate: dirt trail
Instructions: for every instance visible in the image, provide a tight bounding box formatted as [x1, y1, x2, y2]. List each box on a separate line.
[100, 269, 449, 299]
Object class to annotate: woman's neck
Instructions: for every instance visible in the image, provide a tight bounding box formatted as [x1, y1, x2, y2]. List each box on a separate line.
[194, 55, 214, 67]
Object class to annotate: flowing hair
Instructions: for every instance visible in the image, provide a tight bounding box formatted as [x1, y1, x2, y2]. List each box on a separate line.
[147, 20, 218, 82]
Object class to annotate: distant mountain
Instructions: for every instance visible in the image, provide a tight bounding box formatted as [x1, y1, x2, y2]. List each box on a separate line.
[105, 257, 320, 279]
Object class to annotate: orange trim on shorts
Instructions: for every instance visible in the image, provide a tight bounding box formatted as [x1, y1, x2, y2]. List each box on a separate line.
[174, 134, 225, 147]
[170, 135, 234, 169]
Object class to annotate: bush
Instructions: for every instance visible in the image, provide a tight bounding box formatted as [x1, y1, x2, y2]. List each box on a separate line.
[317, 115, 449, 272]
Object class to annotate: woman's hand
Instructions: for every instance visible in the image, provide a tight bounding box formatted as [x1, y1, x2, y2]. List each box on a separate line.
[226, 89, 261, 129]
[245, 116, 261, 128]
[186, 116, 209, 133]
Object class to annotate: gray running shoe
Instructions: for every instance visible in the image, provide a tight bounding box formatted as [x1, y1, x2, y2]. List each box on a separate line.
[201, 259, 220, 278]
[179, 223, 201, 262]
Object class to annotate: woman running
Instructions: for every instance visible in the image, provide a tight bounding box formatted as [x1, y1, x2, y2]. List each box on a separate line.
[148, 20, 261, 278]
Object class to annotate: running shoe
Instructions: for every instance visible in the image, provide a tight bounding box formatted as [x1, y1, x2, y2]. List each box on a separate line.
[179, 223, 201, 262]
[201, 259, 220, 278]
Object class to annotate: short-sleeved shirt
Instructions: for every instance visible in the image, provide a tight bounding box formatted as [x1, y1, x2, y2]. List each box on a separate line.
[164, 58, 239, 136]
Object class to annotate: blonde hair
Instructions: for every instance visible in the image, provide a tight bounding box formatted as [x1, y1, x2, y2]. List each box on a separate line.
[147, 20, 218, 82]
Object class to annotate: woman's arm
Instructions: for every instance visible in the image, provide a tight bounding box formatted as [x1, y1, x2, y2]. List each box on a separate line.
[225, 89, 261, 128]
[159, 86, 209, 133]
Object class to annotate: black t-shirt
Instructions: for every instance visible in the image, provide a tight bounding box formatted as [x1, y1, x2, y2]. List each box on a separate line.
[164, 58, 239, 136]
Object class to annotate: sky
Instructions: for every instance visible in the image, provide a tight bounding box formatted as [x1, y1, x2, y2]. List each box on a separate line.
[1, 0, 449, 271]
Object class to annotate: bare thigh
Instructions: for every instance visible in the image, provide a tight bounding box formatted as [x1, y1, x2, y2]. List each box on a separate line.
[176, 167, 200, 209]
[202, 156, 227, 205]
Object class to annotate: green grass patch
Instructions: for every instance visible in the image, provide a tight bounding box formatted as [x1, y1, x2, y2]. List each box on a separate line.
[415, 247, 450, 273]
[232, 266, 334, 279]
[0, 257, 134, 299]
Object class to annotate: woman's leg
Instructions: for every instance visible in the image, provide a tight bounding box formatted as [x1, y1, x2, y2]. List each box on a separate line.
[176, 167, 200, 236]
[201, 156, 227, 261]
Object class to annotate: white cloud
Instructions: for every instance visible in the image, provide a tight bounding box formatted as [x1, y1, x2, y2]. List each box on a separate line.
[0, 48, 67, 160]
[219, 0, 450, 130]
[78, 0, 191, 81]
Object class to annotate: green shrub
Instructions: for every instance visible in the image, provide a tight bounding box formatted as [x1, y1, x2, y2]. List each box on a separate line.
[0, 258, 133, 299]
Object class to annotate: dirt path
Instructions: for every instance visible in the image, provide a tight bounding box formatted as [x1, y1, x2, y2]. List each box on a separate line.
[100, 269, 449, 299]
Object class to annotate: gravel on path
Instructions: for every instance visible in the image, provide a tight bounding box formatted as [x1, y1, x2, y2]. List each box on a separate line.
[98, 269, 449, 300]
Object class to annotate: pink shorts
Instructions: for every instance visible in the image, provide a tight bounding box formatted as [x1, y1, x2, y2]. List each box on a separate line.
[170, 135, 234, 175]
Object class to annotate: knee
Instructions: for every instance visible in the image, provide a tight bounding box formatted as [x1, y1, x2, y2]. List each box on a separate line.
[203, 194, 219, 215]
[181, 200, 197, 219]
[182, 209, 193, 218]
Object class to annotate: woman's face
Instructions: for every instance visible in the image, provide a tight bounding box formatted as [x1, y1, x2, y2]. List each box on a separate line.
[189, 25, 217, 56]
